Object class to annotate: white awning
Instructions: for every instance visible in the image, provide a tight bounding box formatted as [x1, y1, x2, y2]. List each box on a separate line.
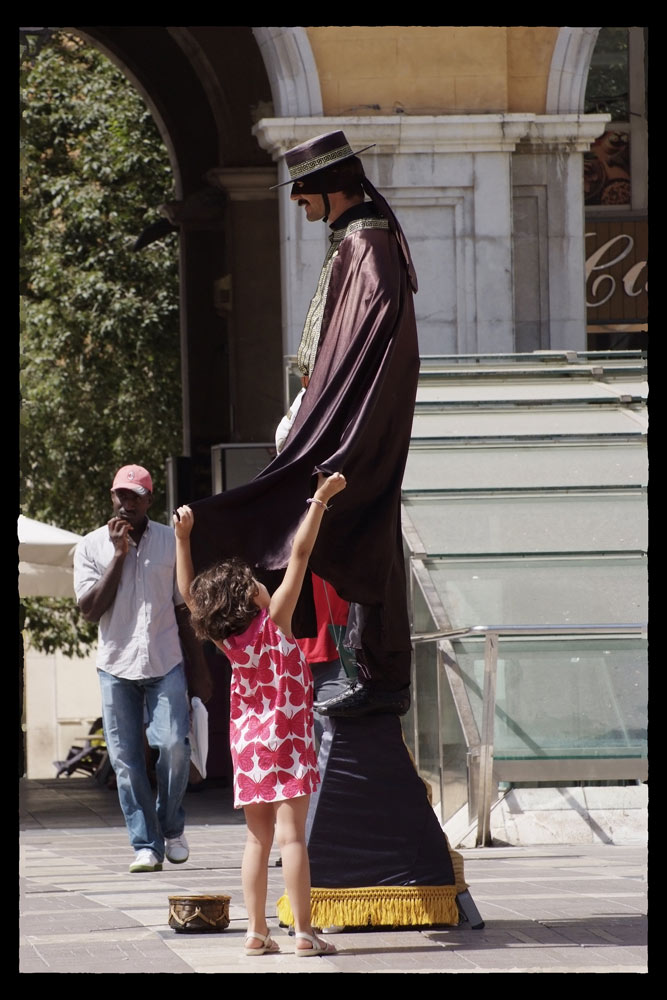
[18, 515, 82, 598]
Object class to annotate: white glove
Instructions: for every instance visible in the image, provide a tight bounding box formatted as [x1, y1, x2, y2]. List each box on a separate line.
[275, 387, 306, 454]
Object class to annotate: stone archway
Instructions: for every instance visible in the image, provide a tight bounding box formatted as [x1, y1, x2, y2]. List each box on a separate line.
[64, 27, 286, 498]
[546, 27, 601, 113]
[20, 26, 311, 785]
[252, 27, 323, 117]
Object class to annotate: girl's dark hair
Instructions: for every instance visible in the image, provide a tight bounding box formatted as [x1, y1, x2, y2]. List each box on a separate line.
[188, 557, 261, 642]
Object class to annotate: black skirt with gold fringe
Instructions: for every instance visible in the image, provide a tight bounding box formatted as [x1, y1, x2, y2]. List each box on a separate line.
[277, 714, 467, 930]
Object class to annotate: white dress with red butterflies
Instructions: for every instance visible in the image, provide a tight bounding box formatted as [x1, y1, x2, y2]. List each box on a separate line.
[222, 608, 320, 809]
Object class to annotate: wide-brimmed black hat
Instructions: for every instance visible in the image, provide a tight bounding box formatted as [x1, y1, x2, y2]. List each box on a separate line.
[272, 128, 418, 293]
[270, 130, 375, 189]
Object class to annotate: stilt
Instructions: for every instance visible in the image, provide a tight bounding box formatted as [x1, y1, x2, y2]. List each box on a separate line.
[277, 713, 483, 929]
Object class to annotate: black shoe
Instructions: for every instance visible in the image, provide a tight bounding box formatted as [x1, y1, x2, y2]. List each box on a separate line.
[314, 682, 410, 718]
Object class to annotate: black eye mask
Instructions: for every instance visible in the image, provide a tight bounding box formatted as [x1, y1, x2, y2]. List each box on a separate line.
[290, 160, 362, 196]
[291, 176, 333, 196]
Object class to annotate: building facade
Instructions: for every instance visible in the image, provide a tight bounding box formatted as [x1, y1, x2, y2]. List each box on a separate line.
[22, 26, 648, 782]
[59, 26, 648, 495]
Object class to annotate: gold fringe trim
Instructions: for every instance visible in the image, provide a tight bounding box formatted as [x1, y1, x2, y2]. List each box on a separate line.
[399, 732, 468, 894]
[447, 839, 469, 894]
[277, 884, 460, 929]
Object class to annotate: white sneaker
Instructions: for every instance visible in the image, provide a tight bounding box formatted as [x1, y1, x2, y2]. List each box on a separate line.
[129, 849, 162, 873]
[165, 833, 189, 864]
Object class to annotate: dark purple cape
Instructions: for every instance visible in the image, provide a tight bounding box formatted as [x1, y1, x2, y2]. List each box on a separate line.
[189, 222, 419, 649]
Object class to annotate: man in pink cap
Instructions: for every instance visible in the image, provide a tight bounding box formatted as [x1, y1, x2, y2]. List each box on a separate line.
[74, 464, 212, 873]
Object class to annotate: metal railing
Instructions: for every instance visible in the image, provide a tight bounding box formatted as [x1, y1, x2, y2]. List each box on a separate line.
[410, 623, 647, 847]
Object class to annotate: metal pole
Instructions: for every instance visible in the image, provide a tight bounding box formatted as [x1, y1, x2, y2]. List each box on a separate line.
[476, 632, 498, 846]
[436, 643, 445, 825]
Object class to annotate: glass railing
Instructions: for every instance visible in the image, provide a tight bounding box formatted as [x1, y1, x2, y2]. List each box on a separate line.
[400, 348, 648, 846]
[404, 624, 647, 846]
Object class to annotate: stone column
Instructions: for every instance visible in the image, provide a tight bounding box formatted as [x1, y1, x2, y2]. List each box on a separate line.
[206, 167, 283, 441]
[253, 116, 531, 358]
[253, 114, 608, 360]
[512, 115, 609, 351]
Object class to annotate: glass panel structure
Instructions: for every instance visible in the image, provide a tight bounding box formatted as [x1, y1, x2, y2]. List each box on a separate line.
[416, 380, 647, 404]
[403, 492, 647, 555]
[402, 352, 648, 835]
[418, 351, 646, 370]
[451, 635, 647, 761]
[411, 406, 647, 439]
[404, 442, 647, 491]
[426, 556, 647, 628]
[402, 351, 648, 832]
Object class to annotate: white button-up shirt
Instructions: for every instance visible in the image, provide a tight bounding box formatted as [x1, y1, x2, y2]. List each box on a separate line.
[74, 519, 184, 680]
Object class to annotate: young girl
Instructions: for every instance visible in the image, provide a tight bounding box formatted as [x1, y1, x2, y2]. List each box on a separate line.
[173, 471, 346, 957]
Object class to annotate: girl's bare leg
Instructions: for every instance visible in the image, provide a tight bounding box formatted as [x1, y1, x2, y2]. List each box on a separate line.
[275, 795, 335, 953]
[242, 802, 276, 949]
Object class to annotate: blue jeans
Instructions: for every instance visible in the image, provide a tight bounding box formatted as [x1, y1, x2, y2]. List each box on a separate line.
[98, 663, 191, 859]
[312, 658, 348, 747]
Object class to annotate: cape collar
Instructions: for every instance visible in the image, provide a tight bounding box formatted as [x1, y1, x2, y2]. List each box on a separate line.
[329, 201, 380, 234]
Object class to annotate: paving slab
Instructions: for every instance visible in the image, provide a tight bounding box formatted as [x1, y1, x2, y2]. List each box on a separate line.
[19, 778, 648, 974]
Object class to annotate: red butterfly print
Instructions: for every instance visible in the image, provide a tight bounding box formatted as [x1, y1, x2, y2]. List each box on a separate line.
[292, 738, 317, 768]
[237, 664, 258, 682]
[284, 675, 307, 706]
[276, 657, 301, 677]
[256, 740, 294, 771]
[231, 743, 255, 772]
[243, 690, 265, 715]
[260, 684, 280, 710]
[229, 723, 245, 746]
[237, 772, 278, 802]
[245, 716, 273, 741]
[256, 651, 276, 685]
[274, 708, 306, 739]
[277, 771, 313, 798]
[269, 684, 287, 709]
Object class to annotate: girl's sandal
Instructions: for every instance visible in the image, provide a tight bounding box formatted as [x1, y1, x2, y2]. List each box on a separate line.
[244, 930, 280, 956]
[295, 931, 338, 957]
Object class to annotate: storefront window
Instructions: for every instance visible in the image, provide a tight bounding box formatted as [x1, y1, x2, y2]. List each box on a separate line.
[586, 27, 630, 119]
[584, 28, 631, 207]
[585, 27, 647, 350]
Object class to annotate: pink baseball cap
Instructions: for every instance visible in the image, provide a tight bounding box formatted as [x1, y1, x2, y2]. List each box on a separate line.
[111, 465, 153, 495]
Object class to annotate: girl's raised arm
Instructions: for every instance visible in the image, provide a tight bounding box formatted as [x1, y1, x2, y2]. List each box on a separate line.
[269, 472, 346, 636]
[173, 505, 197, 616]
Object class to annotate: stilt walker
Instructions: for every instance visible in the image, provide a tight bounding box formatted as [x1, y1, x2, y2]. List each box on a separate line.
[189, 131, 481, 931]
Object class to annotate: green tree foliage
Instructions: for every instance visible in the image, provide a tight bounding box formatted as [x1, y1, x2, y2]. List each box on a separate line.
[20, 31, 181, 656]
[585, 27, 629, 119]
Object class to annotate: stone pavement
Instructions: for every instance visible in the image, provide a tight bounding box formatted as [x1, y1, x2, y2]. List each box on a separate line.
[19, 777, 648, 975]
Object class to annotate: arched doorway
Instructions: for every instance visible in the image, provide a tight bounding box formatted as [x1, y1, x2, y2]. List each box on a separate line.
[21, 26, 290, 783]
[68, 26, 286, 498]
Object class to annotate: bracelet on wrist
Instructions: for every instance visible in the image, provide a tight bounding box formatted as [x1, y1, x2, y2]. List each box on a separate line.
[306, 497, 331, 511]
